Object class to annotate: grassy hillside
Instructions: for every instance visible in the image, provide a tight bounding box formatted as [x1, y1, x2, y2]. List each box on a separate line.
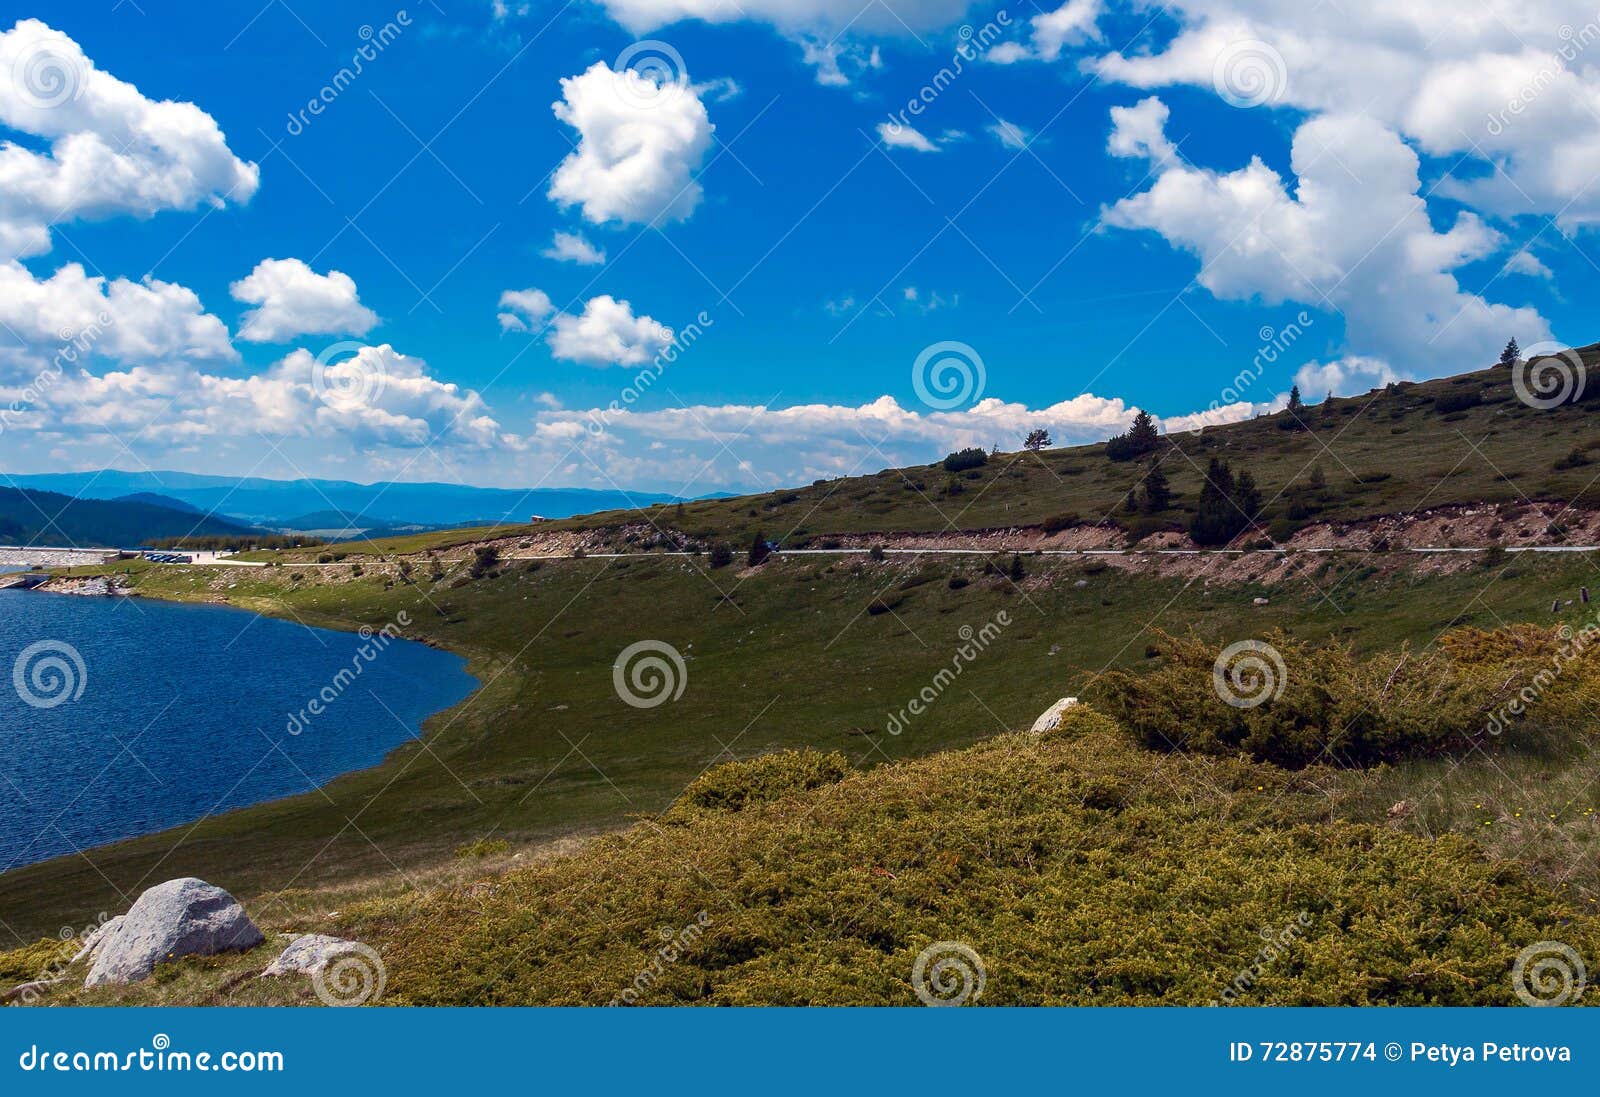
[5, 542, 1599, 943]
[272, 358, 1600, 561]
[26, 712, 1600, 1006]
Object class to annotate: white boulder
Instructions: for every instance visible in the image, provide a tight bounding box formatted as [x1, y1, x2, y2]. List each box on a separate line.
[1030, 697, 1079, 734]
[84, 878, 263, 987]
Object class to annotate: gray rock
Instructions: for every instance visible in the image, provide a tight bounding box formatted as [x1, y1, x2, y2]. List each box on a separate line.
[261, 934, 361, 977]
[84, 879, 263, 987]
[1030, 696, 1079, 734]
[69, 915, 123, 965]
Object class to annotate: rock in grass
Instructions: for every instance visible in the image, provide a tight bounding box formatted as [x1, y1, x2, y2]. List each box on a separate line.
[1030, 697, 1079, 734]
[69, 915, 123, 965]
[261, 934, 362, 977]
[84, 879, 263, 987]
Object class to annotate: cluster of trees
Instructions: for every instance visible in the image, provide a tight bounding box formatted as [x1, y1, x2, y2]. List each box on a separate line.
[1189, 457, 1262, 546]
[942, 447, 989, 472]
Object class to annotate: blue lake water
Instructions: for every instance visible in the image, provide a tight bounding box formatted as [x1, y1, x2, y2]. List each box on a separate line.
[0, 590, 476, 871]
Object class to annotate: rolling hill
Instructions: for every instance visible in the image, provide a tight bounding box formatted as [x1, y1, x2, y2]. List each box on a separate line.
[0, 487, 259, 548]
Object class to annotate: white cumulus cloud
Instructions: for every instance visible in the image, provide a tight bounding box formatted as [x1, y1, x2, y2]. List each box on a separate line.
[542, 230, 607, 265]
[549, 61, 713, 226]
[0, 19, 258, 259]
[230, 258, 379, 343]
[548, 295, 674, 367]
[1104, 101, 1551, 390]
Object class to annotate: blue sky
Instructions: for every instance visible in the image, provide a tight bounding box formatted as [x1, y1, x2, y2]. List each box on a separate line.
[0, 1, 1591, 493]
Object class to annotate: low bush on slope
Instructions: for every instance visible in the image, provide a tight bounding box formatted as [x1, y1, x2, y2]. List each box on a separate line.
[339, 713, 1599, 1006]
[1091, 625, 1600, 768]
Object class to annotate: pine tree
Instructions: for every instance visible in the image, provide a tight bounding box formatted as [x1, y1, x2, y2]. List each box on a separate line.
[747, 531, 772, 567]
[1140, 458, 1172, 513]
[1500, 338, 1520, 367]
[1023, 428, 1052, 451]
[1008, 553, 1025, 581]
[1128, 410, 1159, 450]
[1234, 470, 1262, 521]
[1280, 385, 1307, 431]
[1189, 458, 1260, 546]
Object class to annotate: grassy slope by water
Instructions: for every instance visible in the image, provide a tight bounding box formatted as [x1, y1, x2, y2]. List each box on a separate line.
[4, 544, 1600, 946]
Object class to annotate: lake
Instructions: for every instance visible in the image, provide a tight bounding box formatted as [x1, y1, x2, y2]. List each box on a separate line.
[0, 590, 476, 870]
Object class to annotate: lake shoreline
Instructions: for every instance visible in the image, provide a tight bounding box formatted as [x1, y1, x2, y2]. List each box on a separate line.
[0, 579, 483, 890]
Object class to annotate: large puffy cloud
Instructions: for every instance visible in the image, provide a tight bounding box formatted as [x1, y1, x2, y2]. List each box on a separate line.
[548, 295, 674, 366]
[0, 260, 234, 376]
[548, 62, 713, 226]
[1090, 0, 1600, 226]
[1104, 101, 1551, 391]
[230, 259, 379, 343]
[0, 19, 258, 259]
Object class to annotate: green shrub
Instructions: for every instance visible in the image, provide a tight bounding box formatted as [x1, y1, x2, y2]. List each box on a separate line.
[351, 728, 1600, 1006]
[942, 448, 988, 473]
[670, 749, 850, 817]
[1090, 627, 1593, 768]
[1041, 512, 1079, 533]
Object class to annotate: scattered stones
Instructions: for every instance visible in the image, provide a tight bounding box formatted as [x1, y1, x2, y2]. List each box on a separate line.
[1253, 597, 1270, 606]
[84, 878, 264, 987]
[1030, 697, 1079, 734]
[1387, 800, 1415, 821]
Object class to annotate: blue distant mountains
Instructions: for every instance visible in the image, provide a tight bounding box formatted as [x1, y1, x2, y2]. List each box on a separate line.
[2, 470, 717, 539]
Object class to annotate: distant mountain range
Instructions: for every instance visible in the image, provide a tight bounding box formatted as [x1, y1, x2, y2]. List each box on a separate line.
[0, 487, 258, 548]
[1, 471, 710, 532]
